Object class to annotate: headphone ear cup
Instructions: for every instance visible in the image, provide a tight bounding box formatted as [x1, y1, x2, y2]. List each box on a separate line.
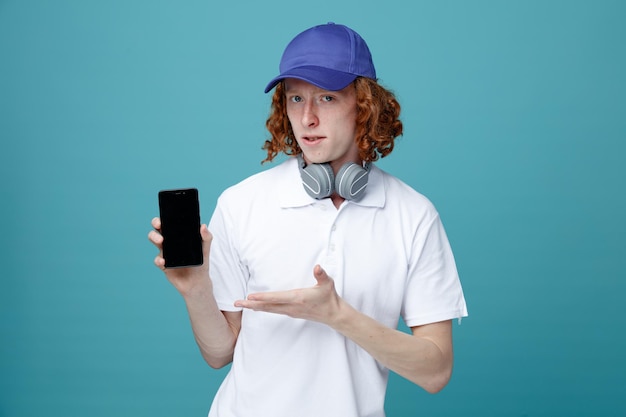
[335, 163, 369, 201]
[300, 162, 335, 199]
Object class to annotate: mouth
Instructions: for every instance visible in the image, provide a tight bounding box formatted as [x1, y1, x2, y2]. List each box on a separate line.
[301, 136, 325, 145]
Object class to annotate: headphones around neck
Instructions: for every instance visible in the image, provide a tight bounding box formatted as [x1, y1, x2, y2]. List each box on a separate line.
[297, 154, 370, 201]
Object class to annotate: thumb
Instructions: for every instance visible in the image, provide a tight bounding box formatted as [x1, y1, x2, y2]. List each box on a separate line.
[201, 224, 213, 254]
[313, 264, 330, 285]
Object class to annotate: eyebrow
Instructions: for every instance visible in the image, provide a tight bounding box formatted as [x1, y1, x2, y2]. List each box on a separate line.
[285, 87, 346, 99]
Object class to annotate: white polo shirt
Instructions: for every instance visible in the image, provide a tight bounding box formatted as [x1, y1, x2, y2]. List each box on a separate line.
[207, 157, 467, 417]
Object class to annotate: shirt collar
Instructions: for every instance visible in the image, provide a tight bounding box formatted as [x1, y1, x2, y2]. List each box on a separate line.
[279, 157, 386, 208]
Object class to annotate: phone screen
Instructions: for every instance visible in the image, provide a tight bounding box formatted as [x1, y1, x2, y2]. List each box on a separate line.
[158, 188, 203, 268]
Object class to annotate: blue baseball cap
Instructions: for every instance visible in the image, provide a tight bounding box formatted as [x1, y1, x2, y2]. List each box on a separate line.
[264, 22, 377, 93]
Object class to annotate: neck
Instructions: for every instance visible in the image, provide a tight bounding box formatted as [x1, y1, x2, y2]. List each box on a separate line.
[330, 193, 344, 209]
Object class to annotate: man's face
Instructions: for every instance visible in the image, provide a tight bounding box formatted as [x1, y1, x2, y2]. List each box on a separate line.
[285, 78, 359, 172]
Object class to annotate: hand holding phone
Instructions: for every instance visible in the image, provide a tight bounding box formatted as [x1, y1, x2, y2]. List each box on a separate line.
[158, 188, 203, 268]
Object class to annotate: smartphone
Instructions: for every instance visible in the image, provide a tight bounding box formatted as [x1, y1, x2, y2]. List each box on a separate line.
[158, 188, 203, 268]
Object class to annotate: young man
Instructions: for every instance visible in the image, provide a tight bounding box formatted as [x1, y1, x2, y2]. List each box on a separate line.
[149, 23, 467, 417]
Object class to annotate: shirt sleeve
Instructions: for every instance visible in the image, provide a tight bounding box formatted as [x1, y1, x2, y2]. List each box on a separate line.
[207, 195, 247, 312]
[401, 213, 468, 327]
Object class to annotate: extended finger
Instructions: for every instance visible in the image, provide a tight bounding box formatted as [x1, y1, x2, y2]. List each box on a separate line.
[235, 299, 294, 315]
[244, 290, 298, 304]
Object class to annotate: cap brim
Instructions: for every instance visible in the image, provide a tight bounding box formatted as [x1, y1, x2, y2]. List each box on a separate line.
[264, 66, 357, 93]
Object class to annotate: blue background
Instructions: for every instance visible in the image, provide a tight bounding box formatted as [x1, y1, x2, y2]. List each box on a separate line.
[1, 1, 625, 416]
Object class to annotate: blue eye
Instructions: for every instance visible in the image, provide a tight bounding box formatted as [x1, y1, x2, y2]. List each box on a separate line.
[322, 95, 333, 102]
[290, 96, 302, 103]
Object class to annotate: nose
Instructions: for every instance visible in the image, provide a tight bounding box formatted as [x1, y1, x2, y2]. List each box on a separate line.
[301, 101, 318, 128]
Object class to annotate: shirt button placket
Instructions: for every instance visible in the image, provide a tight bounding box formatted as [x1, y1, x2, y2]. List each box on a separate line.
[320, 202, 339, 268]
